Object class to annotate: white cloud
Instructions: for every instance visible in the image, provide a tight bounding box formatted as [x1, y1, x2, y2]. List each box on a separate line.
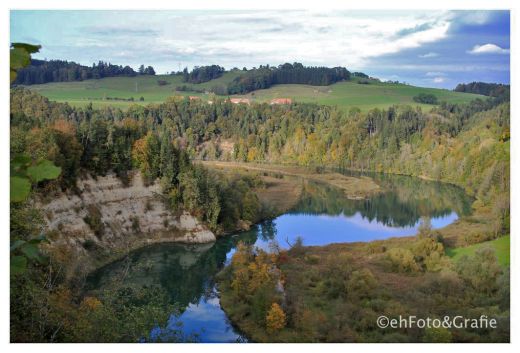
[419, 52, 439, 58]
[40, 10, 452, 73]
[468, 43, 509, 55]
[450, 11, 493, 25]
[425, 71, 445, 77]
[432, 77, 446, 83]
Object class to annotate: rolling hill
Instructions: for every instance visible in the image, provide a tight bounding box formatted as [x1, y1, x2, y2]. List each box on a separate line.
[22, 73, 484, 111]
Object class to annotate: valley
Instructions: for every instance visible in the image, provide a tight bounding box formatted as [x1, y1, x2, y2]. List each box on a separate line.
[9, 39, 510, 343]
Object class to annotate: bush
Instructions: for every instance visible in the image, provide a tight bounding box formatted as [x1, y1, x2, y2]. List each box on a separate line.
[83, 205, 104, 238]
[456, 246, 501, 294]
[386, 248, 419, 272]
[413, 93, 438, 104]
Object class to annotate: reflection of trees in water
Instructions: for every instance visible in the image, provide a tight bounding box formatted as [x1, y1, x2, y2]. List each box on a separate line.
[86, 229, 259, 314]
[259, 220, 277, 242]
[289, 173, 473, 228]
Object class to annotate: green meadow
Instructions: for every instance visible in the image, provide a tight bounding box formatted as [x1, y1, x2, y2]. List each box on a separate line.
[446, 235, 510, 267]
[24, 73, 483, 111]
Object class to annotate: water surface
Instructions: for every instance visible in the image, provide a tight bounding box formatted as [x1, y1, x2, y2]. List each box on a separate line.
[86, 172, 472, 342]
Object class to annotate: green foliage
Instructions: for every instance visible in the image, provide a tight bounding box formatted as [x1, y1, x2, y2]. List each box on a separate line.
[10, 256, 27, 276]
[10, 154, 62, 202]
[227, 62, 350, 94]
[386, 248, 419, 272]
[446, 235, 510, 267]
[26, 160, 62, 183]
[456, 246, 502, 294]
[10, 42, 41, 83]
[182, 65, 225, 84]
[10, 176, 31, 203]
[413, 93, 438, 104]
[10, 235, 49, 276]
[455, 82, 510, 101]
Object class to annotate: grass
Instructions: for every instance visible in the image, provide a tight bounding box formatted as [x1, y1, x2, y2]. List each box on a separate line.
[234, 80, 483, 112]
[24, 71, 242, 109]
[24, 73, 484, 111]
[446, 235, 510, 267]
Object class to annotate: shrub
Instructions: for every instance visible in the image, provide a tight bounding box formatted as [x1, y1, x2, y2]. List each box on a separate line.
[83, 205, 104, 238]
[456, 246, 501, 294]
[412, 237, 444, 271]
[386, 248, 419, 272]
[413, 93, 438, 104]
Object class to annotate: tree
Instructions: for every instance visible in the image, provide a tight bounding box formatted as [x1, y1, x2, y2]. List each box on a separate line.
[138, 64, 145, 75]
[266, 303, 286, 333]
[144, 66, 156, 75]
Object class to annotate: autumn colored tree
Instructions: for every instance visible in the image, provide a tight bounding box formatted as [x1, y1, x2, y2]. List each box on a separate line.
[266, 303, 286, 333]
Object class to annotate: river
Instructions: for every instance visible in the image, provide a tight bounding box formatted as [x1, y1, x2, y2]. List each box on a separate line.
[85, 171, 473, 342]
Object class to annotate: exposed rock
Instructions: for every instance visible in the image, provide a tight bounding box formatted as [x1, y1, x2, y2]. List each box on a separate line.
[38, 171, 216, 278]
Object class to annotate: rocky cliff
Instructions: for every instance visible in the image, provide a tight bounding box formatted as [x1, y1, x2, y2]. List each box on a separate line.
[39, 171, 216, 279]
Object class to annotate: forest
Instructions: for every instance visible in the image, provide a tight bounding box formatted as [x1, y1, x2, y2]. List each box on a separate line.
[226, 62, 351, 94]
[10, 82, 509, 231]
[454, 82, 510, 99]
[182, 65, 226, 84]
[13, 59, 156, 85]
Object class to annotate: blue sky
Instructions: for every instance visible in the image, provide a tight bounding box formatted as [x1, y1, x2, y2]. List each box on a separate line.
[10, 10, 509, 88]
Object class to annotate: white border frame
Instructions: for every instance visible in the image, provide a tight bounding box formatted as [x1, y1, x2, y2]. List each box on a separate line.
[1, 1, 516, 352]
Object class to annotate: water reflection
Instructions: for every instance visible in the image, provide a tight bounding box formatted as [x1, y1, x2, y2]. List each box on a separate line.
[86, 173, 473, 342]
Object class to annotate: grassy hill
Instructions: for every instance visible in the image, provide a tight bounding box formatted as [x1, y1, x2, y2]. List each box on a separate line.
[446, 235, 510, 267]
[23, 73, 483, 111]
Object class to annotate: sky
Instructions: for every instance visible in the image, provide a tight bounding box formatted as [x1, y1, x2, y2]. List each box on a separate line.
[10, 10, 510, 88]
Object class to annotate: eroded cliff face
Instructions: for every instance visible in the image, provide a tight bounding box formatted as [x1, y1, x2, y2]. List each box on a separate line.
[39, 171, 216, 279]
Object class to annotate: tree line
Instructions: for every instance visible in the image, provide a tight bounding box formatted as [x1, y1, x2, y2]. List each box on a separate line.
[13, 59, 156, 85]
[454, 82, 510, 99]
[182, 65, 225, 84]
[226, 62, 351, 94]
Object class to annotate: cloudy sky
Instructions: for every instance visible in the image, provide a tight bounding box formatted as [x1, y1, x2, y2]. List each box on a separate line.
[10, 10, 509, 88]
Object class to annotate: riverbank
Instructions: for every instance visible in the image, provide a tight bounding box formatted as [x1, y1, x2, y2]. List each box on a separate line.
[201, 161, 381, 200]
[217, 227, 510, 342]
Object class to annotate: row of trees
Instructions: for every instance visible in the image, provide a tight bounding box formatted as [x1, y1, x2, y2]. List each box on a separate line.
[226, 62, 351, 94]
[14, 60, 156, 85]
[454, 82, 510, 98]
[182, 65, 225, 84]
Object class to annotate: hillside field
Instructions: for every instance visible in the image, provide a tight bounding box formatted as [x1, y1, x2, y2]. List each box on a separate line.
[23, 73, 483, 111]
[446, 235, 510, 267]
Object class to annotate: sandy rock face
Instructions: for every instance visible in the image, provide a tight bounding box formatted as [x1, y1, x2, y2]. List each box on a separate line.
[40, 172, 216, 251]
